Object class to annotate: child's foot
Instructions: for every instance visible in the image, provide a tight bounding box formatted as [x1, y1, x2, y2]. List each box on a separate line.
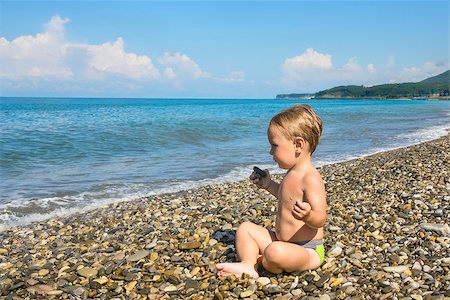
[215, 262, 259, 278]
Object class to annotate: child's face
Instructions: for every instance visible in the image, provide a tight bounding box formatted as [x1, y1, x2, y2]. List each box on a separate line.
[268, 125, 297, 169]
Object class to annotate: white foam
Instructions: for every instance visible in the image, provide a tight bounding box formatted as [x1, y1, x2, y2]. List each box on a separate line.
[0, 164, 282, 231]
[315, 123, 449, 168]
[394, 123, 449, 144]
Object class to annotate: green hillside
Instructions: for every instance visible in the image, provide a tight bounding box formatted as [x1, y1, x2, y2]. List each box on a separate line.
[314, 70, 449, 99]
[277, 70, 449, 100]
[420, 70, 449, 84]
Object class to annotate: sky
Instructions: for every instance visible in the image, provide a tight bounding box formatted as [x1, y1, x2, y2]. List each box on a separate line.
[0, 1, 448, 98]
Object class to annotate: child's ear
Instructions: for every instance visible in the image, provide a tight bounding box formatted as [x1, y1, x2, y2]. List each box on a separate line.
[294, 137, 305, 153]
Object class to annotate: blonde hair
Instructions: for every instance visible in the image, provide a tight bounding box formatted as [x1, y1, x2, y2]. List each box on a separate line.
[269, 104, 323, 154]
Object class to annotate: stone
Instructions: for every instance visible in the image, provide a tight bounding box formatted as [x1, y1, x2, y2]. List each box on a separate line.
[328, 245, 343, 257]
[38, 269, 49, 276]
[179, 241, 202, 250]
[412, 261, 422, 271]
[383, 266, 410, 273]
[26, 279, 39, 286]
[126, 250, 150, 262]
[190, 266, 200, 276]
[240, 284, 256, 298]
[419, 223, 450, 236]
[124, 280, 137, 292]
[185, 278, 199, 290]
[77, 267, 98, 278]
[256, 277, 271, 286]
[93, 277, 108, 285]
[27, 284, 54, 294]
[163, 285, 177, 292]
[441, 257, 450, 267]
[46, 290, 64, 295]
[304, 283, 317, 292]
[315, 274, 330, 288]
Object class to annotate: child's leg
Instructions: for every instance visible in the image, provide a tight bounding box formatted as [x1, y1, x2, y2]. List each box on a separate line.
[261, 241, 321, 274]
[216, 221, 273, 278]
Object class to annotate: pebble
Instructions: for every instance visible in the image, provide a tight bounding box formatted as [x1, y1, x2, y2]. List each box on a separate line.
[38, 269, 49, 276]
[256, 277, 271, 286]
[240, 284, 256, 298]
[419, 223, 450, 236]
[77, 267, 98, 278]
[383, 266, 410, 273]
[163, 285, 177, 292]
[93, 277, 108, 285]
[179, 241, 202, 250]
[412, 261, 422, 271]
[127, 250, 150, 262]
[27, 284, 53, 294]
[327, 245, 343, 257]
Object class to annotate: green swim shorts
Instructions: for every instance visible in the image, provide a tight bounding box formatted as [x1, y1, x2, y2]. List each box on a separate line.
[294, 239, 325, 265]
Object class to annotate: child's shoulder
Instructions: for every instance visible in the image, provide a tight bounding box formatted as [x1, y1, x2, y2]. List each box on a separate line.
[286, 165, 321, 179]
[302, 166, 325, 193]
[283, 165, 321, 186]
[287, 166, 323, 188]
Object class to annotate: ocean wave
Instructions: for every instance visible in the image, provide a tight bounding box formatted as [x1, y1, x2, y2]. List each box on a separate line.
[316, 123, 449, 167]
[0, 164, 280, 231]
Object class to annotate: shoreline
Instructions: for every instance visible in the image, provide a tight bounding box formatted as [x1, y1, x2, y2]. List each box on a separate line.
[1, 135, 449, 298]
[1, 126, 449, 231]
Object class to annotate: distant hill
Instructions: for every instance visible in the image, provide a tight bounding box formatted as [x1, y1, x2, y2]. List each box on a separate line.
[275, 93, 314, 100]
[277, 70, 450, 100]
[420, 70, 449, 84]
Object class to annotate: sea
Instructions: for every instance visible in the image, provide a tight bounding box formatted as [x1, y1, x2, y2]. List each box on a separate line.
[1, 97, 449, 230]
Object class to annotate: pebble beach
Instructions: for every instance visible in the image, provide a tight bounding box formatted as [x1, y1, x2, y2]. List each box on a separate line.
[1, 135, 449, 299]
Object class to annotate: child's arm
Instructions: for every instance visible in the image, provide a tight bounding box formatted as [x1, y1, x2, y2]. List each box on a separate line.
[292, 172, 326, 229]
[264, 179, 280, 197]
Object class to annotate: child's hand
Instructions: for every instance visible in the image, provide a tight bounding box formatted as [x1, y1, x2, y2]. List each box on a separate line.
[292, 200, 311, 220]
[250, 169, 271, 189]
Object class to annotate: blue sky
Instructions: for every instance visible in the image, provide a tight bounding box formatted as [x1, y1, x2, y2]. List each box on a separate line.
[0, 1, 448, 98]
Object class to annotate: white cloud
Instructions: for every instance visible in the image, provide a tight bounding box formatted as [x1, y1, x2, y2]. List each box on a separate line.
[281, 48, 448, 92]
[223, 71, 245, 82]
[342, 57, 362, 73]
[0, 15, 159, 82]
[163, 67, 176, 79]
[0, 16, 72, 79]
[282, 48, 332, 73]
[158, 52, 206, 79]
[45, 14, 69, 38]
[86, 38, 160, 79]
[395, 61, 449, 82]
[0, 15, 251, 97]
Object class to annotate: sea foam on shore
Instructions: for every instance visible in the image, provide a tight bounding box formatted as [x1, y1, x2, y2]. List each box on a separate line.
[0, 135, 449, 298]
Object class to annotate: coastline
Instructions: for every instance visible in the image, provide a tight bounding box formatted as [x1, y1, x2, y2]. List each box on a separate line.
[1, 135, 449, 298]
[276, 97, 450, 101]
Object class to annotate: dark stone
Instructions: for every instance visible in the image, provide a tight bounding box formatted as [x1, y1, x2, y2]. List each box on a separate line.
[185, 279, 199, 290]
[315, 273, 330, 288]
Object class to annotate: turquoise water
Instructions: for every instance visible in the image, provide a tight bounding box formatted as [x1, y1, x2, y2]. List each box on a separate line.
[1, 97, 449, 229]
